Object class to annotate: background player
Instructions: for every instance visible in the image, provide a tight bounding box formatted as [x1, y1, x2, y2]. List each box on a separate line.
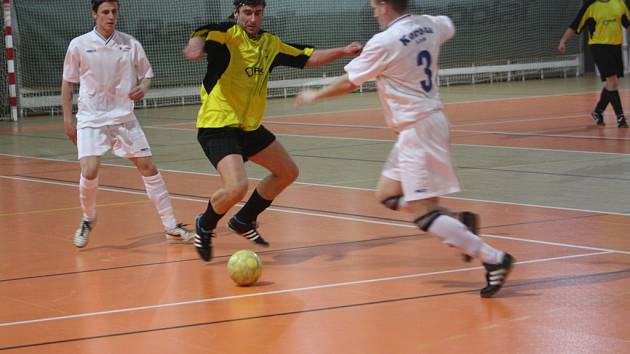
[61, 0, 195, 248]
[559, 0, 630, 128]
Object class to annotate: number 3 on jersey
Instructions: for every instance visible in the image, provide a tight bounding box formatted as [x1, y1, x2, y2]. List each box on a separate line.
[416, 50, 433, 93]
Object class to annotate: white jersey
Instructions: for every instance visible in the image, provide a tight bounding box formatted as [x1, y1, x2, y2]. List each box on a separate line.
[63, 29, 154, 128]
[345, 14, 454, 132]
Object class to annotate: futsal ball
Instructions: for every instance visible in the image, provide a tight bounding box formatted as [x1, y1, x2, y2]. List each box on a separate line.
[227, 250, 262, 286]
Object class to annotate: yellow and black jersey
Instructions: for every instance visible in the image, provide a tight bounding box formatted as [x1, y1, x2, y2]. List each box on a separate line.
[570, 0, 630, 45]
[191, 22, 314, 130]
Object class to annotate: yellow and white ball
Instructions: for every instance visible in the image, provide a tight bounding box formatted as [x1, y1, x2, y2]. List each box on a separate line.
[227, 250, 262, 286]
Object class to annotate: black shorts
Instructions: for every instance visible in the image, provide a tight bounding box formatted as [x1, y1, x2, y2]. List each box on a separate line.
[590, 44, 624, 81]
[197, 125, 276, 168]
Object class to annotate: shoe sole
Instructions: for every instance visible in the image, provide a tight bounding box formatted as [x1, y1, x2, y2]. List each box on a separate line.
[227, 219, 270, 247]
[165, 235, 194, 243]
[194, 214, 213, 261]
[480, 257, 515, 298]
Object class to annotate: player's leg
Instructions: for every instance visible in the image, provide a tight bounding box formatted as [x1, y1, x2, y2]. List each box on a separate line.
[112, 121, 195, 242]
[227, 126, 297, 246]
[194, 128, 251, 261]
[74, 126, 111, 248]
[387, 112, 514, 297]
[592, 44, 628, 127]
[605, 73, 628, 128]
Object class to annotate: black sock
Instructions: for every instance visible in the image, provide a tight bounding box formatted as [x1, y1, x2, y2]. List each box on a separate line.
[234, 189, 272, 223]
[595, 88, 610, 113]
[608, 90, 624, 116]
[201, 201, 224, 230]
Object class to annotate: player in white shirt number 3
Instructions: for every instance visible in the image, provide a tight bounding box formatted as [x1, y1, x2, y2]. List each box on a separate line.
[295, 0, 515, 298]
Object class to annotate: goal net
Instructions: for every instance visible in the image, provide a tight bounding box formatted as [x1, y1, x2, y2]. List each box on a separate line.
[4, 0, 583, 117]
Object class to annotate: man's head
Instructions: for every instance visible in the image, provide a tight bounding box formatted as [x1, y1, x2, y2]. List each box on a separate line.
[233, 0, 266, 38]
[370, 0, 408, 30]
[91, 0, 119, 36]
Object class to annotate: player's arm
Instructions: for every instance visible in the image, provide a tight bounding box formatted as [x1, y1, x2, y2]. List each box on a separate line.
[129, 77, 151, 102]
[184, 36, 206, 61]
[558, 28, 576, 54]
[560, 1, 594, 53]
[304, 42, 363, 68]
[184, 23, 231, 61]
[294, 74, 358, 106]
[60, 80, 77, 145]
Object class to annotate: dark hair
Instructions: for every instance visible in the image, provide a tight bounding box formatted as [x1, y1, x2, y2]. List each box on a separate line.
[381, 0, 407, 13]
[91, 0, 119, 12]
[233, 0, 266, 10]
[229, 0, 266, 19]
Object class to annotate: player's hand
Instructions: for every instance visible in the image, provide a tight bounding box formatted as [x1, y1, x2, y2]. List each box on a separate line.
[128, 86, 145, 101]
[64, 120, 77, 145]
[183, 37, 206, 61]
[294, 89, 318, 106]
[558, 41, 566, 54]
[344, 42, 363, 56]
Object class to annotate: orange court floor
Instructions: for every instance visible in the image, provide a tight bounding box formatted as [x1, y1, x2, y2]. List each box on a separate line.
[1, 78, 629, 353]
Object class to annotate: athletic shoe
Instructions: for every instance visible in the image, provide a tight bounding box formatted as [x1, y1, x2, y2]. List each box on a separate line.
[456, 211, 478, 262]
[617, 115, 629, 128]
[591, 111, 605, 126]
[74, 219, 94, 248]
[194, 214, 214, 262]
[165, 223, 196, 243]
[227, 216, 270, 247]
[480, 253, 515, 298]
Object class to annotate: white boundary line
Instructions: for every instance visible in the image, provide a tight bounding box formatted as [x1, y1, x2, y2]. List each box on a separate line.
[0, 250, 614, 328]
[0, 174, 628, 328]
[260, 88, 630, 120]
[1, 153, 630, 217]
[3, 175, 630, 248]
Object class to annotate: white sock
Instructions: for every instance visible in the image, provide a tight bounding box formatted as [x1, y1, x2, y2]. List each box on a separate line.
[79, 174, 98, 222]
[426, 214, 483, 257]
[478, 243, 504, 265]
[142, 172, 177, 231]
[427, 215, 503, 264]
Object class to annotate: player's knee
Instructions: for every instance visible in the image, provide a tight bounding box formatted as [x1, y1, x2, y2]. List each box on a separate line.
[81, 167, 99, 180]
[224, 180, 249, 203]
[381, 194, 403, 211]
[413, 210, 444, 231]
[285, 163, 299, 183]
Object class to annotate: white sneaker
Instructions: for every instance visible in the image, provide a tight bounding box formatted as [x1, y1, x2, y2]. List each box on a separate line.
[74, 220, 94, 248]
[166, 223, 196, 243]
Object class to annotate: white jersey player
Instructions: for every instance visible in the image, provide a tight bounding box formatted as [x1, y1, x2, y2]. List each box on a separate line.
[61, 0, 195, 248]
[296, 0, 515, 298]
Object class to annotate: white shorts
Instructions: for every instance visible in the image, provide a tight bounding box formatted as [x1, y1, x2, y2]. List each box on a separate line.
[77, 120, 152, 159]
[382, 111, 461, 201]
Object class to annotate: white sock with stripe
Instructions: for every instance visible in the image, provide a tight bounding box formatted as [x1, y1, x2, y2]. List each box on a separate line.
[427, 215, 502, 264]
[79, 174, 98, 222]
[142, 172, 177, 231]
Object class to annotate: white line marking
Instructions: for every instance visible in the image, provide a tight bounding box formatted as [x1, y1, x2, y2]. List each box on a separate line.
[482, 234, 630, 255]
[3, 175, 630, 253]
[451, 128, 630, 141]
[2, 154, 630, 216]
[0, 251, 613, 328]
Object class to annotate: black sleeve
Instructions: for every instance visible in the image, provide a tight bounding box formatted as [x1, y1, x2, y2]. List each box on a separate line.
[191, 22, 234, 40]
[270, 42, 314, 71]
[569, 0, 596, 32]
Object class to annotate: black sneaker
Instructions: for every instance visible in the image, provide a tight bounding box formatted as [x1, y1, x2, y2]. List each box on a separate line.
[194, 214, 214, 262]
[227, 216, 270, 247]
[455, 211, 478, 262]
[480, 253, 515, 298]
[591, 111, 605, 126]
[617, 115, 629, 128]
